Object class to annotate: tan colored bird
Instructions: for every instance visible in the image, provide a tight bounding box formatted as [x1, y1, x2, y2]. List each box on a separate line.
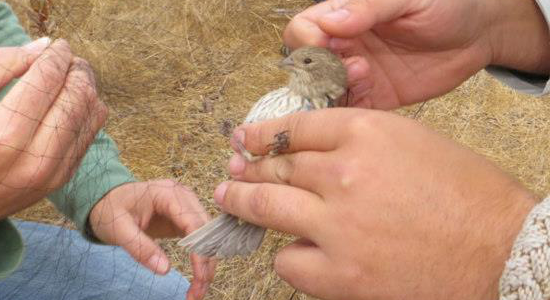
[178, 46, 347, 258]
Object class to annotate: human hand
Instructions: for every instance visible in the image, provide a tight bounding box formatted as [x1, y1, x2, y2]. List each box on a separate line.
[89, 179, 217, 300]
[214, 109, 537, 300]
[284, 0, 550, 109]
[0, 38, 107, 219]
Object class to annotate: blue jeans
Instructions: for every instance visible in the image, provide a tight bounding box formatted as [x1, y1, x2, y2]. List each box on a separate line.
[0, 220, 190, 300]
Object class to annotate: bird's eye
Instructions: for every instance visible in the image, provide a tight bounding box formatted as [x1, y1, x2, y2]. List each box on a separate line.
[303, 58, 312, 64]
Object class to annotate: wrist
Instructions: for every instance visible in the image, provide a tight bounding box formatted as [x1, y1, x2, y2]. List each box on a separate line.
[477, 186, 538, 299]
[487, 0, 550, 74]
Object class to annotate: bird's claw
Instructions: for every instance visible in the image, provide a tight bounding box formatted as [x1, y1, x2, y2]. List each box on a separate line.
[235, 131, 290, 161]
[236, 140, 261, 163]
[267, 130, 290, 156]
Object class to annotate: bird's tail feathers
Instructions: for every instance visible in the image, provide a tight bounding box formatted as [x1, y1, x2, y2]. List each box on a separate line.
[178, 214, 266, 258]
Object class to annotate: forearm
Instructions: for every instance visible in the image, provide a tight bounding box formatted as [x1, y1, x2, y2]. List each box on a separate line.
[47, 130, 136, 237]
[488, 0, 550, 74]
[0, 2, 135, 236]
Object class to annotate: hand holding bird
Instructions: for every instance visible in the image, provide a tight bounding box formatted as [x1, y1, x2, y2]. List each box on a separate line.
[178, 46, 347, 258]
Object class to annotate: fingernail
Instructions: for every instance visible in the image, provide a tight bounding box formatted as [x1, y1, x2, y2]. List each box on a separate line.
[214, 181, 229, 205]
[229, 154, 246, 177]
[23, 37, 51, 53]
[323, 9, 350, 22]
[148, 254, 170, 274]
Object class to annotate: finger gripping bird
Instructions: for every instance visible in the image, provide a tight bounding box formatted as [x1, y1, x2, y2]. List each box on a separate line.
[178, 46, 347, 258]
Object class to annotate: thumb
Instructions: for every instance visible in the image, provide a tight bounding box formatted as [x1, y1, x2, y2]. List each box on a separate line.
[0, 37, 51, 88]
[318, 0, 415, 38]
[112, 214, 172, 275]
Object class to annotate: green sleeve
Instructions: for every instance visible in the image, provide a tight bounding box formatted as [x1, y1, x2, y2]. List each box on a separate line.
[48, 130, 136, 237]
[0, 1, 31, 280]
[0, 219, 24, 279]
[0, 2, 136, 235]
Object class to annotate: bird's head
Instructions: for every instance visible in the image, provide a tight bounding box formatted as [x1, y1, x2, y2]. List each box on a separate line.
[279, 46, 347, 108]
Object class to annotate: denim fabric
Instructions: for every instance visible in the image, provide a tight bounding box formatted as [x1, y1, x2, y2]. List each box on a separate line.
[0, 220, 190, 300]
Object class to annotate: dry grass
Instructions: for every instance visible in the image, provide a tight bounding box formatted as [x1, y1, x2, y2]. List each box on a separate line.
[7, 0, 550, 299]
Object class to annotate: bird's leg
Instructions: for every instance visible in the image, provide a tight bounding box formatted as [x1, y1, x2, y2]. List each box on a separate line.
[267, 130, 290, 156]
[235, 140, 262, 163]
[235, 131, 290, 161]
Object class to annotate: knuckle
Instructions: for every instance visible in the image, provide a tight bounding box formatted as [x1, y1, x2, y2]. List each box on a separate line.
[345, 113, 374, 137]
[70, 77, 97, 105]
[250, 184, 272, 219]
[273, 156, 293, 184]
[66, 60, 97, 104]
[38, 45, 72, 83]
[81, 81, 98, 105]
[37, 59, 67, 87]
[334, 157, 363, 190]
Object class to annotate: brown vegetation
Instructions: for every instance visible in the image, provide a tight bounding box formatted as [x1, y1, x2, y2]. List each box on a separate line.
[7, 0, 550, 299]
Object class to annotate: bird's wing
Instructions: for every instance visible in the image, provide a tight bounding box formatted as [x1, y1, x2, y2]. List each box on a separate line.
[244, 87, 312, 123]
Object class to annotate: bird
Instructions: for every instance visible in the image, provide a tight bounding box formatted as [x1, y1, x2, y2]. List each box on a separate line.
[178, 46, 347, 258]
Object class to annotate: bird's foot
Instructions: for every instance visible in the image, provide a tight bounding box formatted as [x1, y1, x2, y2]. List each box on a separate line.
[235, 131, 290, 161]
[235, 140, 261, 163]
[267, 130, 290, 156]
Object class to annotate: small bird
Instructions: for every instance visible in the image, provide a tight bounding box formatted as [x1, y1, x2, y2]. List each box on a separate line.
[178, 46, 347, 258]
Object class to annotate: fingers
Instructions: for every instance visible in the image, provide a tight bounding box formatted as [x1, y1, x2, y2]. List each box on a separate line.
[283, 0, 348, 49]
[110, 212, 172, 275]
[319, 0, 414, 38]
[231, 108, 362, 156]
[228, 151, 331, 194]
[214, 181, 325, 240]
[274, 240, 333, 298]
[90, 180, 216, 278]
[283, 10, 330, 50]
[0, 37, 51, 88]
[0, 39, 73, 152]
[41, 58, 104, 148]
[187, 253, 217, 300]
[341, 55, 373, 108]
[140, 180, 216, 299]
[23, 57, 106, 179]
[284, 0, 414, 47]
[148, 179, 210, 236]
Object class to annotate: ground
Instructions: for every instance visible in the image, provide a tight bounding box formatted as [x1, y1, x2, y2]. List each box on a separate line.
[6, 0, 550, 299]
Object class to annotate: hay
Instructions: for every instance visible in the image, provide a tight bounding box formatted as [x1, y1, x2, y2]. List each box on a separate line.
[7, 0, 550, 299]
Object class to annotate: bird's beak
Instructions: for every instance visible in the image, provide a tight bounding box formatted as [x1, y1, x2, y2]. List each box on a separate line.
[278, 56, 294, 69]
